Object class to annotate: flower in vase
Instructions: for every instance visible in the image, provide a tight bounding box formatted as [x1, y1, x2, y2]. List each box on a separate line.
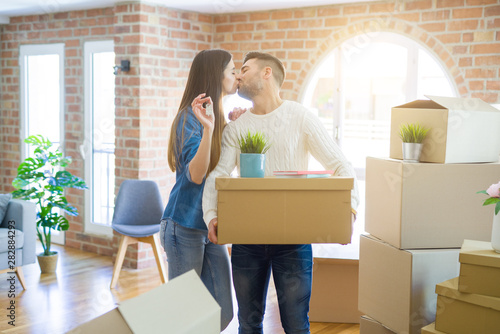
[478, 181, 500, 215]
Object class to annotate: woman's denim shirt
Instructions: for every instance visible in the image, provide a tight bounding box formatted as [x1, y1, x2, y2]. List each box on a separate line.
[162, 107, 207, 231]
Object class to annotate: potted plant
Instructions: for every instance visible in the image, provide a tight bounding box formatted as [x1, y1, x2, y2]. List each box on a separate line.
[398, 123, 430, 162]
[12, 135, 88, 273]
[478, 181, 500, 253]
[236, 130, 271, 178]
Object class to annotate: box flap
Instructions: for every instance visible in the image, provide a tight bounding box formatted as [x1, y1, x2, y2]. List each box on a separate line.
[118, 270, 221, 334]
[421, 322, 447, 334]
[436, 277, 500, 311]
[359, 315, 396, 333]
[459, 239, 500, 268]
[426, 95, 500, 113]
[67, 308, 133, 334]
[393, 99, 446, 110]
[365, 157, 404, 248]
[358, 235, 412, 332]
[216, 176, 353, 191]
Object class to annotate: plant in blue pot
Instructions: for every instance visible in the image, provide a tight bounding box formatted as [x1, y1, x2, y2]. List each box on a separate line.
[237, 130, 271, 178]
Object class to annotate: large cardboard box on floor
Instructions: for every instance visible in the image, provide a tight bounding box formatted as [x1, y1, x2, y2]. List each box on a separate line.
[435, 277, 500, 334]
[359, 315, 396, 334]
[390, 95, 500, 163]
[216, 176, 353, 244]
[68, 270, 220, 334]
[458, 239, 500, 298]
[365, 157, 500, 249]
[309, 257, 362, 323]
[358, 234, 460, 334]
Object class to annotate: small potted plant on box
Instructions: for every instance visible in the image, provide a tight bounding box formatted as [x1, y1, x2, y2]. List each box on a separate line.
[399, 123, 430, 162]
[12, 135, 88, 273]
[237, 130, 271, 178]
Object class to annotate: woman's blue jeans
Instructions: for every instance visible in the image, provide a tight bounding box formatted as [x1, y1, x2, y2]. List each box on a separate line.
[231, 244, 313, 334]
[160, 219, 233, 331]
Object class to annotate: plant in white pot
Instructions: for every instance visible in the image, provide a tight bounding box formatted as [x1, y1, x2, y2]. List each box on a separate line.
[478, 181, 500, 253]
[12, 135, 88, 273]
[399, 123, 430, 162]
[237, 130, 271, 178]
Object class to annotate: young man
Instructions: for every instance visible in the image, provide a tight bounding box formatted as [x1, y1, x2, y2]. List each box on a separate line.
[202, 52, 359, 334]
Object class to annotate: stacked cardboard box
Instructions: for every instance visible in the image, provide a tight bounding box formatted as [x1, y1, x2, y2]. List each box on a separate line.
[423, 240, 500, 334]
[360, 96, 500, 334]
[358, 234, 460, 334]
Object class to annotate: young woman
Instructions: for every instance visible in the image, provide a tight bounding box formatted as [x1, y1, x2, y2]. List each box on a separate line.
[160, 49, 237, 331]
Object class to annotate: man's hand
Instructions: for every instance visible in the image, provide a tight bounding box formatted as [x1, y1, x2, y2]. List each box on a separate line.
[208, 218, 218, 244]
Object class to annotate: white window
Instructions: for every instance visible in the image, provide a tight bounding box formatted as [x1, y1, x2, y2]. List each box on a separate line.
[303, 32, 456, 259]
[83, 40, 116, 237]
[19, 43, 65, 245]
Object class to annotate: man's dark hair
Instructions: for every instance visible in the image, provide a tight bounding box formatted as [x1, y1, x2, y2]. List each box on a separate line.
[243, 52, 286, 88]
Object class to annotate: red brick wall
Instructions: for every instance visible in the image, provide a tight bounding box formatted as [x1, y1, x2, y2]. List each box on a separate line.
[111, 3, 212, 268]
[1, 0, 499, 269]
[0, 3, 212, 269]
[213, 0, 500, 103]
[0, 7, 119, 259]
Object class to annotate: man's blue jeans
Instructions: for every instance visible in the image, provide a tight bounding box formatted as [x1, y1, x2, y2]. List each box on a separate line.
[231, 244, 313, 334]
[160, 219, 233, 331]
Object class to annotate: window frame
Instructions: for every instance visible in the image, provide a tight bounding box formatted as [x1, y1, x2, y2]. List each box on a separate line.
[19, 43, 65, 161]
[83, 40, 115, 238]
[19, 43, 66, 245]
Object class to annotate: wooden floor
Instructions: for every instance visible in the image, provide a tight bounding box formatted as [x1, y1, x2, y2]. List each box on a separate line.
[0, 244, 360, 334]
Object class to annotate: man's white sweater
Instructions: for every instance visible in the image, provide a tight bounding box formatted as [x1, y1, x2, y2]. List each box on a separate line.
[202, 100, 360, 226]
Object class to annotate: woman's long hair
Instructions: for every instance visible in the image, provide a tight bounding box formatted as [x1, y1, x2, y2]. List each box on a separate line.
[168, 49, 232, 174]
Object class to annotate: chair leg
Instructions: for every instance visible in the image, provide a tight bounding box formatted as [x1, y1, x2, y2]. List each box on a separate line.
[110, 235, 133, 289]
[138, 234, 168, 284]
[151, 233, 167, 284]
[0, 267, 28, 290]
[16, 267, 27, 290]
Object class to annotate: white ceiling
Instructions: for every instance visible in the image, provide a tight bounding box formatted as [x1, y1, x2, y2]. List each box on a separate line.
[0, 0, 377, 23]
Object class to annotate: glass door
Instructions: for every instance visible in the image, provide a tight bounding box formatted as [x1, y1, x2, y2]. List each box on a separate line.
[19, 43, 65, 244]
[83, 41, 116, 237]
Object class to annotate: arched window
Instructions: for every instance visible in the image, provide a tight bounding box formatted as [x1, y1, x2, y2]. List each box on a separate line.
[303, 32, 456, 258]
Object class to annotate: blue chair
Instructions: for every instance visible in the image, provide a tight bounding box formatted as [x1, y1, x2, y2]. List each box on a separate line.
[110, 180, 167, 288]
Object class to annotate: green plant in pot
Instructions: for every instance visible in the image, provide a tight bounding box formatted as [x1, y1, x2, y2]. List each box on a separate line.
[12, 135, 87, 273]
[237, 130, 271, 178]
[399, 123, 430, 162]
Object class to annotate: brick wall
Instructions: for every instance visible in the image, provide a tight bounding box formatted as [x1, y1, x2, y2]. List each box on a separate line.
[111, 3, 212, 268]
[0, 3, 212, 269]
[1, 0, 499, 269]
[0, 7, 119, 259]
[213, 0, 500, 103]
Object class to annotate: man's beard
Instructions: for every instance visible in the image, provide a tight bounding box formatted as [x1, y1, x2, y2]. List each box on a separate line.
[237, 80, 262, 101]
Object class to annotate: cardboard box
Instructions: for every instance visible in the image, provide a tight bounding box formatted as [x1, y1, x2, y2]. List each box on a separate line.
[390, 95, 500, 163]
[309, 258, 362, 323]
[216, 176, 353, 244]
[435, 277, 500, 334]
[359, 315, 396, 334]
[68, 270, 220, 334]
[420, 322, 446, 334]
[358, 234, 460, 334]
[365, 157, 499, 249]
[458, 239, 500, 298]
